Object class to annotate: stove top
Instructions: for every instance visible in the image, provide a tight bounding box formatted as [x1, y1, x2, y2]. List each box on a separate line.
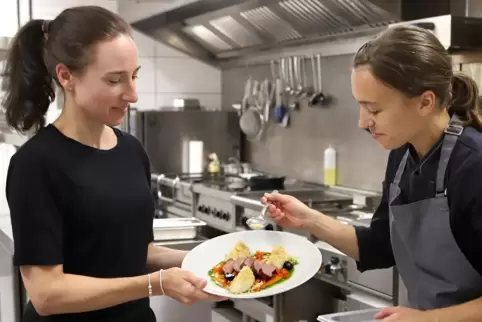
[160, 172, 269, 192]
[159, 172, 320, 194]
[160, 172, 205, 183]
[200, 180, 252, 192]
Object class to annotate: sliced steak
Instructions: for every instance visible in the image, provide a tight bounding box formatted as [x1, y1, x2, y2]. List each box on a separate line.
[259, 263, 277, 280]
[243, 257, 254, 269]
[233, 258, 246, 272]
[253, 260, 264, 275]
[253, 260, 264, 276]
[223, 259, 235, 274]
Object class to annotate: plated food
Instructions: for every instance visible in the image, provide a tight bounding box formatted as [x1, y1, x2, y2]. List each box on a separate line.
[208, 241, 299, 294]
[182, 230, 322, 299]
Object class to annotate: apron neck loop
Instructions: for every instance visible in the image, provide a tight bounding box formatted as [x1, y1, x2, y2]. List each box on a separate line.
[435, 114, 465, 196]
[445, 114, 464, 136]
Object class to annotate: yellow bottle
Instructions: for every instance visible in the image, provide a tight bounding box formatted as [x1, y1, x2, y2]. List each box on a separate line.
[207, 153, 220, 174]
[323, 145, 337, 186]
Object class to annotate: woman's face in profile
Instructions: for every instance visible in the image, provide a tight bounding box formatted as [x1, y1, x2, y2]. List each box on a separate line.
[351, 65, 428, 150]
[69, 34, 140, 127]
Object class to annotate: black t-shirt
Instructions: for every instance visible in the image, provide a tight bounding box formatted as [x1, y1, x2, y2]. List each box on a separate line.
[6, 124, 156, 322]
[355, 126, 482, 276]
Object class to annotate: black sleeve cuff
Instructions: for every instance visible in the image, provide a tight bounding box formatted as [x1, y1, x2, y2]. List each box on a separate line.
[354, 225, 395, 272]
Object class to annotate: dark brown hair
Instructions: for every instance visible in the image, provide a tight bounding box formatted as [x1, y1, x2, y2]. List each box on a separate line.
[353, 25, 482, 130]
[1, 6, 131, 133]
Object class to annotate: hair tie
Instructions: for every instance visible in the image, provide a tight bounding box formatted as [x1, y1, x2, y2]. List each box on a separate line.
[41, 20, 51, 40]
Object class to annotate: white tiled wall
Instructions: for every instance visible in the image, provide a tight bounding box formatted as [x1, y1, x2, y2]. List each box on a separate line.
[0, 0, 20, 37]
[33, 0, 118, 19]
[117, 0, 220, 110]
[132, 30, 222, 111]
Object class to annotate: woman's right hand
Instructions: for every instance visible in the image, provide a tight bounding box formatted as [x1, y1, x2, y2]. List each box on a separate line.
[160, 268, 226, 305]
[260, 192, 314, 229]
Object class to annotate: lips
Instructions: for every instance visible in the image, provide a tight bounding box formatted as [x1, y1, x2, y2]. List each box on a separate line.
[112, 106, 128, 112]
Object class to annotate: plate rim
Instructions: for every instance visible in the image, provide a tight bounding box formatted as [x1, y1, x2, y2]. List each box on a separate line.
[181, 230, 322, 299]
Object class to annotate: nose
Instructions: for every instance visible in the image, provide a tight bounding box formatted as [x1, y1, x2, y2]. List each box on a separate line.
[358, 107, 373, 129]
[122, 82, 138, 103]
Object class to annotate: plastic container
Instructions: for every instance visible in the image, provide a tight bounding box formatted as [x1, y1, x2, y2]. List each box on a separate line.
[317, 308, 381, 322]
[323, 145, 337, 186]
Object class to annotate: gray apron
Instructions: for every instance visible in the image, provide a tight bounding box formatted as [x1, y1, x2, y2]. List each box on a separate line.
[389, 114, 482, 310]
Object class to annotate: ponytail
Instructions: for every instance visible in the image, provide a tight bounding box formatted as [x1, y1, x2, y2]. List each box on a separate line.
[449, 73, 482, 130]
[2, 19, 55, 133]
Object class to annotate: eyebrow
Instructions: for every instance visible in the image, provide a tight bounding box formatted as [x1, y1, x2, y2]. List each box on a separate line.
[358, 100, 376, 105]
[352, 94, 376, 105]
[105, 65, 141, 75]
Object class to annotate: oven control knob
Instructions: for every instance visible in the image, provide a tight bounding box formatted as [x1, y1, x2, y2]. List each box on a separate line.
[330, 257, 340, 265]
[215, 210, 222, 218]
[206, 207, 212, 215]
[222, 212, 230, 220]
[324, 257, 342, 275]
[265, 224, 274, 230]
[197, 205, 204, 213]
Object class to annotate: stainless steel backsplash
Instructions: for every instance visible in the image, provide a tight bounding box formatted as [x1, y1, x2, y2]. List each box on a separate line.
[222, 54, 389, 192]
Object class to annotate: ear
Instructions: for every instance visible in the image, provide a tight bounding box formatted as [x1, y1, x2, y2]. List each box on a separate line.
[417, 90, 436, 117]
[55, 63, 74, 92]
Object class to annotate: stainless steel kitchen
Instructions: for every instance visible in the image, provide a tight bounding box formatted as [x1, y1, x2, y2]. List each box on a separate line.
[2, 0, 482, 322]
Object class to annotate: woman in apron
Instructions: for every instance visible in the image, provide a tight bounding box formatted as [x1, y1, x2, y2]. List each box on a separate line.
[262, 25, 482, 321]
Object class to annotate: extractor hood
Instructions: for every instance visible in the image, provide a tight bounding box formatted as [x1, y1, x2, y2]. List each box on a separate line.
[131, 0, 482, 66]
[390, 14, 482, 53]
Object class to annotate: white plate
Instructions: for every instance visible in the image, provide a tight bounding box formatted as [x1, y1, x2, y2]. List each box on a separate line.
[181, 230, 322, 299]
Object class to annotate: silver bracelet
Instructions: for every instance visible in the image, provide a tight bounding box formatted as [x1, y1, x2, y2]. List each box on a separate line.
[147, 273, 153, 297]
[159, 269, 165, 295]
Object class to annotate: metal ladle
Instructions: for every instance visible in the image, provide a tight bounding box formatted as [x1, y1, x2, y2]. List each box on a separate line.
[246, 190, 279, 229]
[310, 54, 327, 106]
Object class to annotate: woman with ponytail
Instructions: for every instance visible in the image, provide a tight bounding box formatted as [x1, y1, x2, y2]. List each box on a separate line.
[4, 6, 222, 322]
[262, 25, 482, 320]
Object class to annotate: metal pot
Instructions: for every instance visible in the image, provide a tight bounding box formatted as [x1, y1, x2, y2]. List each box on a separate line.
[223, 163, 241, 175]
[225, 176, 248, 190]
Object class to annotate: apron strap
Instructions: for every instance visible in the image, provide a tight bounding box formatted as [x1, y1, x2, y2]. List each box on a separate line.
[435, 114, 464, 196]
[393, 150, 410, 186]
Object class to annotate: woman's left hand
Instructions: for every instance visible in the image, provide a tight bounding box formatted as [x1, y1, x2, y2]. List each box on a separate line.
[375, 306, 437, 322]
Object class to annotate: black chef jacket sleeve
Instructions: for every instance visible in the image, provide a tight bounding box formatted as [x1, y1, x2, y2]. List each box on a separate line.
[7, 152, 64, 266]
[354, 151, 396, 272]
